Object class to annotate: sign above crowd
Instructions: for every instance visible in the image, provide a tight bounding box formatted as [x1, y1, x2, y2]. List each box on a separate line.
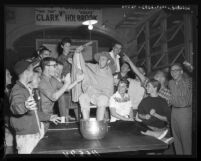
[35, 7, 102, 26]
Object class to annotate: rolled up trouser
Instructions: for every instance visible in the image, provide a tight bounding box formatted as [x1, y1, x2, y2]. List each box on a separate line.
[79, 93, 109, 111]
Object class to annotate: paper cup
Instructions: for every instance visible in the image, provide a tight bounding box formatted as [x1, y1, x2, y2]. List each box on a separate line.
[60, 116, 65, 123]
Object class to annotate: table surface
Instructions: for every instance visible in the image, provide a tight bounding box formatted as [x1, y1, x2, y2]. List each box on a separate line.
[32, 121, 168, 155]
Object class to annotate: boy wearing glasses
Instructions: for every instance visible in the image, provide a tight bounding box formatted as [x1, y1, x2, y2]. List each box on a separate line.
[169, 63, 192, 155]
[109, 79, 134, 122]
[38, 57, 84, 130]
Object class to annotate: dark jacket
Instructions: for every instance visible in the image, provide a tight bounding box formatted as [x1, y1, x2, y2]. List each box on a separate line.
[9, 81, 51, 135]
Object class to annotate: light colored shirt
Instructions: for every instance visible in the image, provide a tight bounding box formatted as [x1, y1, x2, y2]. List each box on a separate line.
[109, 92, 132, 122]
[109, 51, 120, 73]
[128, 79, 145, 110]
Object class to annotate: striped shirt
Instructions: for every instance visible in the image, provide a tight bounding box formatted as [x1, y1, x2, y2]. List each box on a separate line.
[168, 76, 192, 107]
[158, 87, 171, 104]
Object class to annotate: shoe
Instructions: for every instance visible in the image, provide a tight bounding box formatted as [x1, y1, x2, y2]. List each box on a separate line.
[135, 117, 142, 122]
[162, 137, 174, 144]
[68, 116, 76, 121]
[157, 129, 168, 140]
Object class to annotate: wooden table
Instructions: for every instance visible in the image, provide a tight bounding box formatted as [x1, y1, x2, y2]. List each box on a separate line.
[32, 121, 168, 156]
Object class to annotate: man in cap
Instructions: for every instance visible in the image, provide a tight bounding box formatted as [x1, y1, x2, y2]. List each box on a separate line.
[9, 60, 61, 154]
[73, 49, 114, 121]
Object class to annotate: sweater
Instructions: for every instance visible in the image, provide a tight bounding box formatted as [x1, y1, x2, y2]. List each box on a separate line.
[9, 81, 51, 135]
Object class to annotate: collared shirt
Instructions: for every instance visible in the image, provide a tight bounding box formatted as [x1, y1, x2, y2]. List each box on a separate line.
[39, 74, 63, 115]
[109, 92, 132, 122]
[169, 76, 192, 107]
[57, 54, 72, 77]
[109, 51, 120, 73]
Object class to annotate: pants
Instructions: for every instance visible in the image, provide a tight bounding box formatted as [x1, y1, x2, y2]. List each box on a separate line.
[58, 92, 71, 117]
[16, 123, 45, 154]
[171, 107, 192, 155]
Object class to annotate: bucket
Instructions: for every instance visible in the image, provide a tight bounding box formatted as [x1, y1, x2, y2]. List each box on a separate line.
[80, 118, 108, 140]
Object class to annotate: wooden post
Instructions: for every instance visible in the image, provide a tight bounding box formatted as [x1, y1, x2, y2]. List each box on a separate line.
[145, 21, 151, 75]
[183, 14, 193, 65]
[160, 14, 168, 67]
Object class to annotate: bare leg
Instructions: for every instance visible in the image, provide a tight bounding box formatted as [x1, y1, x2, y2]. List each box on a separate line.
[79, 94, 90, 120]
[82, 109, 90, 120]
[96, 106, 106, 121]
[96, 95, 108, 121]
[73, 108, 79, 121]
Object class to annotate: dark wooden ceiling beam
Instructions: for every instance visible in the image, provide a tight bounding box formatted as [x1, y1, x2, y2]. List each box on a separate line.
[135, 9, 162, 30]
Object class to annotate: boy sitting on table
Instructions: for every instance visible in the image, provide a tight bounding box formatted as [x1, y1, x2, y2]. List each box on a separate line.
[136, 79, 173, 144]
[109, 79, 134, 122]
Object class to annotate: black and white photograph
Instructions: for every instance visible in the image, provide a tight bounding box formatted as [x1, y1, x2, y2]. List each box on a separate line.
[2, 3, 197, 158]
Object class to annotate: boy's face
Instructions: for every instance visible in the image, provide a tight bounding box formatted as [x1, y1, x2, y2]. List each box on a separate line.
[62, 42, 71, 54]
[118, 82, 127, 95]
[55, 64, 63, 78]
[113, 44, 122, 56]
[154, 72, 165, 84]
[146, 82, 156, 94]
[170, 65, 183, 80]
[99, 56, 108, 69]
[45, 61, 57, 77]
[121, 63, 130, 73]
[31, 73, 41, 88]
[41, 50, 51, 59]
[25, 65, 34, 82]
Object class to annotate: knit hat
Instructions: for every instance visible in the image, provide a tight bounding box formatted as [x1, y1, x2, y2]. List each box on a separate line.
[94, 51, 114, 65]
[14, 59, 32, 75]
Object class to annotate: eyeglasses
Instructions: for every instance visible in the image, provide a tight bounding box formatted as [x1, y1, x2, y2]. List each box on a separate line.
[171, 69, 181, 72]
[114, 47, 122, 51]
[46, 64, 57, 67]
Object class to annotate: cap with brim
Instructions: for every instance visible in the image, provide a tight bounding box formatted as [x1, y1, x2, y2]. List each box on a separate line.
[14, 60, 32, 75]
[94, 51, 114, 65]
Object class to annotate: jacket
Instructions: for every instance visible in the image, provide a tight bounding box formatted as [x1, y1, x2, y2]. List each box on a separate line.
[9, 81, 51, 135]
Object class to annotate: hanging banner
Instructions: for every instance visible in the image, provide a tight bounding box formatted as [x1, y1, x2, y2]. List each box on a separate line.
[35, 7, 102, 26]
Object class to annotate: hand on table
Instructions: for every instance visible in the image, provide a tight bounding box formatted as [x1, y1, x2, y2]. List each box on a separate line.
[50, 115, 61, 125]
